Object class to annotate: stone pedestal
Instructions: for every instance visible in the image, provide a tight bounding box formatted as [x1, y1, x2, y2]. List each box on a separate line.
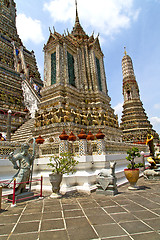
[96, 162, 118, 196]
[96, 176, 118, 196]
[8, 191, 34, 204]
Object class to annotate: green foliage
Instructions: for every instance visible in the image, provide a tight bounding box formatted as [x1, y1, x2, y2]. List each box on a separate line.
[47, 152, 79, 175]
[126, 147, 144, 170]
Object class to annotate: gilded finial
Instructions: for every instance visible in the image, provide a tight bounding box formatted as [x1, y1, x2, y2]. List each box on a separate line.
[124, 47, 127, 55]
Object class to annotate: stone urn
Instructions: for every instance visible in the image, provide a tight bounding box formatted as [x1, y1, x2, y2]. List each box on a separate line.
[124, 169, 139, 190]
[86, 131, 95, 141]
[49, 173, 62, 198]
[59, 130, 69, 140]
[36, 135, 45, 144]
[78, 129, 87, 139]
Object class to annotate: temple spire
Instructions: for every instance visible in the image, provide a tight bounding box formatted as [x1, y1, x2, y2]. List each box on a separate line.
[124, 46, 127, 56]
[71, 0, 88, 39]
[75, 0, 79, 23]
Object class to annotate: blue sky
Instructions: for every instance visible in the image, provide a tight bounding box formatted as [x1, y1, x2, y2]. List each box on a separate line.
[15, 0, 160, 135]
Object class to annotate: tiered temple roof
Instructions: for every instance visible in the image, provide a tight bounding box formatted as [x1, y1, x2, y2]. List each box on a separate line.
[120, 49, 159, 143]
[0, 0, 43, 133]
[34, 1, 121, 142]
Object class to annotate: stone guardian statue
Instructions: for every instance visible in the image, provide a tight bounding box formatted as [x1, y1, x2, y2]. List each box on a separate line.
[7, 138, 36, 195]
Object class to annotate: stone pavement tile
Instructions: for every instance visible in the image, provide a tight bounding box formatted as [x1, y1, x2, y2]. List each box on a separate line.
[122, 203, 146, 212]
[78, 199, 95, 203]
[88, 214, 115, 225]
[1, 208, 23, 215]
[25, 205, 43, 211]
[43, 199, 60, 205]
[113, 199, 132, 206]
[95, 199, 117, 207]
[39, 230, 69, 240]
[152, 209, 160, 215]
[62, 204, 80, 210]
[43, 205, 61, 212]
[0, 236, 7, 240]
[84, 207, 106, 216]
[102, 236, 132, 240]
[143, 218, 160, 231]
[65, 216, 90, 229]
[131, 231, 160, 240]
[9, 232, 39, 240]
[104, 206, 127, 214]
[20, 213, 42, 222]
[0, 215, 19, 224]
[110, 212, 137, 223]
[23, 207, 42, 214]
[42, 211, 62, 220]
[41, 219, 64, 231]
[141, 202, 160, 209]
[132, 210, 159, 220]
[78, 202, 99, 209]
[25, 201, 43, 208]
[68, 226, 98, 240]
[64, 209, 84, 218]
[119, 220, 153, 234]
[61, 198, 78, 204]
[0, 224, 14, 235]
[13, 221, 39, 233]
[94, 223, 127, 238]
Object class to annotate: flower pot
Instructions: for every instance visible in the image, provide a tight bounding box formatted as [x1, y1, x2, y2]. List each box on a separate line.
[124, 169, 139, 190]
[49, 173, 62, 195]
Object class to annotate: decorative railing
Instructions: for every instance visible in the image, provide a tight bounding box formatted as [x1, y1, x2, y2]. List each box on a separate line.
[0, 141, 21, 157]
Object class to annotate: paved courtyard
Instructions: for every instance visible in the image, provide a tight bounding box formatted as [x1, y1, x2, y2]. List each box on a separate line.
[0, 178, 160, 240]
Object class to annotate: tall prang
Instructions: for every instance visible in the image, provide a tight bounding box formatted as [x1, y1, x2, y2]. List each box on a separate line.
[0, 0, 43, 134]
[34, 1, 121, 142]
[120, 48, 159, 142]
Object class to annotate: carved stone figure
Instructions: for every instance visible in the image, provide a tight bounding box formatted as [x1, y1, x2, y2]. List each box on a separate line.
[5, 139, 35, 195]
[96, 161, 118, 195]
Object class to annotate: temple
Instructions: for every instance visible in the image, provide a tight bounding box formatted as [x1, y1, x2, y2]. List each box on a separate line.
[0, 1, 150, 193]
[0, 0, 43, 134]
[33, 1, 121, 143]
[120, 48, 159, 143]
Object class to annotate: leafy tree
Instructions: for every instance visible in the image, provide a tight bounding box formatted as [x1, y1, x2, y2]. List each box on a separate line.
[47, 152, 79, 175]
[126, 147, 143, 169]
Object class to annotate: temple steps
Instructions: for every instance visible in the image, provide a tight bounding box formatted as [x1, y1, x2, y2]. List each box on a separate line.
[11, 118, 35, 143]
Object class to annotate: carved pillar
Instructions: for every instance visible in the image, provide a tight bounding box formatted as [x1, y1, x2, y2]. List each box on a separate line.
[97, 139, 106, 155]
[59, 140, 69, 154]
[78, 139, 87, 156]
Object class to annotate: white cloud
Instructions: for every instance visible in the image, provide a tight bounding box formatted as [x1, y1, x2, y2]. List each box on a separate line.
[113, 102, 123, 123]
[150, 117, 160, 135]
[16, 13, 45, 44]
[154, 103, 160, 109]
[43, 0, 140, 37]
[150, 116, 160, 125]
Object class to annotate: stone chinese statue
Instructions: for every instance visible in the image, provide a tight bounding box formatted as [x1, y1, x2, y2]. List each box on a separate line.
[3, 139, 36, 195]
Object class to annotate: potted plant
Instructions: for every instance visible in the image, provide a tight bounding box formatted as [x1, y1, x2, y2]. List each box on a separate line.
[47, 152, 79, 198]
[124, 147, 144, 190]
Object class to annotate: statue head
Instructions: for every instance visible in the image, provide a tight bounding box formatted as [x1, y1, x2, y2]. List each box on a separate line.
[21, 143, 30, 155]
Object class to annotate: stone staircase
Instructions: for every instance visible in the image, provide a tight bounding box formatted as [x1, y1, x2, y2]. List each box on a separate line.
[11, 118, 35, 143]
